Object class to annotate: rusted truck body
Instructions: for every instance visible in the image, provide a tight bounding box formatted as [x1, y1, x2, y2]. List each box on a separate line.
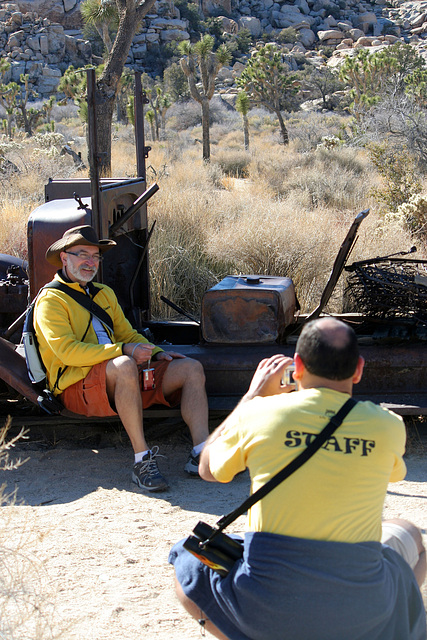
[0, 70, 426, 424]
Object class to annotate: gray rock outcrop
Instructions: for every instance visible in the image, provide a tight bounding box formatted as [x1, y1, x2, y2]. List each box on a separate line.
[1, 0, 427, 98]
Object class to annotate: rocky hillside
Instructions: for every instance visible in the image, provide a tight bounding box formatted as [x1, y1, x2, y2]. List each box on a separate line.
[1, 0, 427, 97]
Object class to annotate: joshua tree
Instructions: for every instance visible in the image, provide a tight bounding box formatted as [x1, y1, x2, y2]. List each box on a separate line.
[179, 35, 231, 161]
[145, 109, 156, 140]
[15, 74, 39, 136]
[236, 90, 250, 150]
[81, 0, 119, 54]
[0, 81, 19, 139]
[79, 0, 156, 176]
[237, 43, 299, 145]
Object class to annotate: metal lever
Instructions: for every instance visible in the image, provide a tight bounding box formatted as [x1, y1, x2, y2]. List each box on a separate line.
[109, 183, 159, 237]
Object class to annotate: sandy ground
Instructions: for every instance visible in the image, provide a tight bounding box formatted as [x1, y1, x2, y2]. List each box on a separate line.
[1, 420, 426, 640]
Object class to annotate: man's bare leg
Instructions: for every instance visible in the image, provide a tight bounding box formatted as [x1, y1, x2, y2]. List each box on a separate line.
[174, 577, 230, 640]
[105, 356, 148, 452]
[161, 357, 210, 446]
[105, 356, 169, 490]
[383, 518, 426, 587]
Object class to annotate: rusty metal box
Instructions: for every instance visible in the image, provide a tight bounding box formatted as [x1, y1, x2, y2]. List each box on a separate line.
[201, 275, 296, 344]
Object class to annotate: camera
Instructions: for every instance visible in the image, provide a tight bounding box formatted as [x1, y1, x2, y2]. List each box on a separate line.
[183, 521, 243, 577]
[282, 363, 296, 388]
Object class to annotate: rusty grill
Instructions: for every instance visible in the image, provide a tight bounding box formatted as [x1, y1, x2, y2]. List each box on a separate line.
[344, 258, 427, 323]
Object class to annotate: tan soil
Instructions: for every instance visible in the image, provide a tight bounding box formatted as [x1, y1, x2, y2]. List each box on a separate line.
[2, 422, 426, 640]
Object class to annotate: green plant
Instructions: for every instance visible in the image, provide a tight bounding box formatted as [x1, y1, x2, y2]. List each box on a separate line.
[80, 0, 119, 54]
[396, 193, 427, 234]
[204, 16, 224, 40]
[368, 143, 422, 212]
[175, 0, 202, 33]
[178, 35, 231, 161]
[277, 27, 299, 44]
[163, 62, 189, 102]
[237, 44, 299, 145]
[234, 28, 252, 54]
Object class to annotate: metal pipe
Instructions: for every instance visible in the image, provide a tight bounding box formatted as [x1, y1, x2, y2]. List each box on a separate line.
[4, 310, 26, 340]
[160, 296, 200, 325]
[129, 220, 156, 317]
[86, 69, 102, 243]
[134, 72, 149, 178]
[99, 178, 145, 191]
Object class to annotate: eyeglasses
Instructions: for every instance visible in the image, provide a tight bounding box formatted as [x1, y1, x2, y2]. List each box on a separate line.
[65, 251, 103, 262]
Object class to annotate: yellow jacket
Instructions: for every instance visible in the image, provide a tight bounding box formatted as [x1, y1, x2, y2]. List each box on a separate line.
[34, 272, 163, 395]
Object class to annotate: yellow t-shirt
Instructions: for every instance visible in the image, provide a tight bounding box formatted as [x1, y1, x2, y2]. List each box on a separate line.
[209, 388, 406, 544]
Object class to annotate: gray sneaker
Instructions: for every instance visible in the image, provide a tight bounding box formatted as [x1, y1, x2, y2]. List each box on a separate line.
[184, 451, 200, 477]
[132, 447, 169, 492]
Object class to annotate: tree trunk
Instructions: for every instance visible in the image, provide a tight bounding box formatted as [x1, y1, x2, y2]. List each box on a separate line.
[93, 96, 115, 177]
[201, 97, 210, 161]
[243, 113, 249, 150]
[93, 0, 156, 177]
[276, 109, 289, 145]
[18, 104, 32, 136]
[6, 113, 13, 139]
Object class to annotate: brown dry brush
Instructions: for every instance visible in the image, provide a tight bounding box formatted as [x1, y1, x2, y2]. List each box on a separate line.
[0, 421, 66, 640]
[0, 112, 425, 318]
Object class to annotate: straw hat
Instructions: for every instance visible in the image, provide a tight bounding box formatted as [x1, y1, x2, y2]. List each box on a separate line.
[45, 225, 116, 268]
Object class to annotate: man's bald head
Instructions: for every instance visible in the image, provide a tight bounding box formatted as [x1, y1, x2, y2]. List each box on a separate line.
[295, 318, 359, 381]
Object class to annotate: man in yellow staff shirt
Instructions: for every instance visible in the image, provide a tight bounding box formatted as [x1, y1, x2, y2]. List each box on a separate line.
[169, 317, 426, 640]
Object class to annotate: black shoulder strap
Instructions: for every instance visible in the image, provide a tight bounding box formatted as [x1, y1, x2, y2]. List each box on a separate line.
[44, 280, 114, 332]
[213, 397, 358, 535]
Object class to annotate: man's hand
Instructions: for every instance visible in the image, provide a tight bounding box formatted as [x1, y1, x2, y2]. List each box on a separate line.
[153, 351, 186, 362]
[124, 342, 156, 365]
[243, 354, 295, 402]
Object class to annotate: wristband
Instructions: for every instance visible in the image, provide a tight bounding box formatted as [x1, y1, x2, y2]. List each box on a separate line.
[131, 344, 140, 358]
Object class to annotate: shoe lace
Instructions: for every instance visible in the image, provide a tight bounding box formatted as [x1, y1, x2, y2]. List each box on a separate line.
[138, 445, 165, 478]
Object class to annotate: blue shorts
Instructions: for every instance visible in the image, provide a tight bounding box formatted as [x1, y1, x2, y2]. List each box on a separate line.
[169, 531, 425, 640]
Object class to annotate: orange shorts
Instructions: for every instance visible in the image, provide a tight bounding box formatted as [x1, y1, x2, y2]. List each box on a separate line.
[60, 359, 181, 418]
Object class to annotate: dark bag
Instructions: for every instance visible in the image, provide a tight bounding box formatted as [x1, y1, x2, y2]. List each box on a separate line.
[184, 397, 358, 576]
[183, 521, 243, 577]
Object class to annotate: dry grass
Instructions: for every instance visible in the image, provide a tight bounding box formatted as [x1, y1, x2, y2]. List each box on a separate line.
[0, 108, 425, 318]
[0, 422, 67, 640]
[143, 125, 424, 315]
[0, 132, 83, 257]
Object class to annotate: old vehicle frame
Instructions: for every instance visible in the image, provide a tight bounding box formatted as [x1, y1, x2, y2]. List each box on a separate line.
[0, 70, 426, 428]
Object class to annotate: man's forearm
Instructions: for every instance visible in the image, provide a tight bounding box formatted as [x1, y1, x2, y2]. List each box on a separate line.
[199, 422, 227, 482]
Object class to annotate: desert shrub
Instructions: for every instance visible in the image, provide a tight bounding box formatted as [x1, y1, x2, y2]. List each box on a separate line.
[148, 158, 233, 317]
[163, 62, 189, 102]
[287, 111, 350, 151]
[207, 203, 342, 312]
[166, 96, 237, 133]
[0, 192, 30, 258]
[233, 28, 252, 55]
[248, 141, 371, 209]
[51, 102, 80, 123]
[368, 142, 422, 212]
[0, 422, 66, 640]
[278, 27, 300, 44]
[398, 193, 427, 232]
[0, 133, 85, 258]
[385, 192, 427, 237]
[212, 149, 251, 177]
[317, 135, 342, 150]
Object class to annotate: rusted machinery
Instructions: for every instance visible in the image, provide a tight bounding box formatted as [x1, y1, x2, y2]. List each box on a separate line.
[0, 70, 426, 426]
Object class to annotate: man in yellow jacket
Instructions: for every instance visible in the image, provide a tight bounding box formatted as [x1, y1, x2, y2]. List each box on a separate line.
[35, 225, 209, 492]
